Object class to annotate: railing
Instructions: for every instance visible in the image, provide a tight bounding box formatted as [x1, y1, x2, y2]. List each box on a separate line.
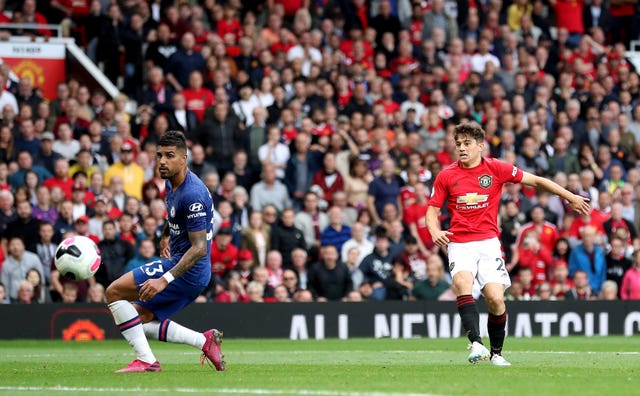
[0, 23, 63, 38]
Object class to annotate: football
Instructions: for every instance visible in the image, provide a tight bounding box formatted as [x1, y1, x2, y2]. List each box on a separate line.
[54, 236, 102, 280]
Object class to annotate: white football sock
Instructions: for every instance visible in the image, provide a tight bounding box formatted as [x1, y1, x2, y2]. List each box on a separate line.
[108, 300, 157, 364]
[143, 319, 206, 349]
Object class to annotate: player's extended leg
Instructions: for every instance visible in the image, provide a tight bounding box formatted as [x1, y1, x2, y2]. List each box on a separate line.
[142, 320, 226, 371]
[452, 271, 489, 363]
[483, 283, 511, 366]
[106, 272, 161, 373]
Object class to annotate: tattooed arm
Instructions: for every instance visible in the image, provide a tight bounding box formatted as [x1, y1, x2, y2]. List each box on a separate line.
[167, 229, 208, 279]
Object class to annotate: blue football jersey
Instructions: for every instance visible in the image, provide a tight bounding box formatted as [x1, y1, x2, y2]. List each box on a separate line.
[165, 171, 215, 286]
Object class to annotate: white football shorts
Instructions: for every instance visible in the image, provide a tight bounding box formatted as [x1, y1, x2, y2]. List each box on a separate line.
[447, 237, 511, 290]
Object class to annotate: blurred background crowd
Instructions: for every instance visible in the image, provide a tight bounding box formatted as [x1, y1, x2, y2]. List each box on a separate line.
[0, 0, 640, 304]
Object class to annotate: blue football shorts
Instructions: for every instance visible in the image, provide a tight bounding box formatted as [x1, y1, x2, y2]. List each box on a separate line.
[132, 258, 205, 321]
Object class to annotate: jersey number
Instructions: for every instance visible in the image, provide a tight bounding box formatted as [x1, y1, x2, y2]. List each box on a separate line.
[206, 204, 215, 241]
[143, 260, 164, 277]
[495, 258, 506, 272]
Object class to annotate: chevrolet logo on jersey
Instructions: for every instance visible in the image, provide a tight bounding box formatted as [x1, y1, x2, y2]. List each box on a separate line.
[456, 193, 489, 205]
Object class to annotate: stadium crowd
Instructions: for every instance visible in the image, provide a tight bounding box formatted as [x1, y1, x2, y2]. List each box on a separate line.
[0, 0, 640, 304]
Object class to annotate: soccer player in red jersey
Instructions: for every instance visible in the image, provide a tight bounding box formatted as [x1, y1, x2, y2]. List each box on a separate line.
[426, 122, 590, 366]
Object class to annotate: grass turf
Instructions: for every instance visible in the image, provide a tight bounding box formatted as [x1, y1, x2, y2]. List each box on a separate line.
[0, 337, 637, 396]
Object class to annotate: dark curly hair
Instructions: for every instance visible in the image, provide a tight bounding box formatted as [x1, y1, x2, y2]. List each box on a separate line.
[157, 130, 187, 152]
[454, 122, 485, 143]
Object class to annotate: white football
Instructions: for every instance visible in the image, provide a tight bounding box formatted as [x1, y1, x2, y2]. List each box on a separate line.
[54, 236, 102, 280]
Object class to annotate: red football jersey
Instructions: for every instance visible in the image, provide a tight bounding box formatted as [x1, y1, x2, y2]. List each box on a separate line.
[428, 157, 524, 243]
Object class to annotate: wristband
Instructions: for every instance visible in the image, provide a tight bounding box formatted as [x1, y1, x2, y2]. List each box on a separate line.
[162, 272, 175, 284]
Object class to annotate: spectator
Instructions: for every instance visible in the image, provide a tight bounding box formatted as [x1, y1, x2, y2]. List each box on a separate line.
[246, 281, 265, 303]
[200, 102, 244, 176]
[603, 202, 637, 244]
[26, 268, 49, 303]
[164, 32, 205, 92]
[210, 227, 238, 280]
[0, 282, 7, 304]
[3, 200, 41, 253]
[273, 284, 291, 302]
[53, 200, 75, 240]
[400, 236, 428, 281]
[344, 246, 365, 291]
[359, 226, 394, 300]
[281, 268, 299, 298]
[345, 156, 373, 211]
[95, 220, 135, 288]
[284, 133, 323, 208]
[250, 266, 275, 300]
[61, 282, 79, 303]
[311, 152, 344, 205]
[412, 255, 451, 301]
[69, 149, 99, 180]
[34, 221, 56, 285]
[1, 237, 43, 302]
[87, 283, 106, 303]
[421, 0, 458, 42]
[291, 248, 309, 289]
[241, 210, 270, 268]
[250, 163, 292, 212]
[124, 239, 160, 273]
[0, 73, 17, 114]
[320, 206, 352, 253]
[103, 142, 144, 201]
[74, 215, 99, 244]
[547, 136, 581, 177]
[258, 125, 290, 180]
[340, 221, 374, 266]
[307, 244, 352, 301]
[16, 76, 42, 116]
[54, 98, 90, 139]
[599, 280, 619, 301]
[565, 269, 595, 300]
[367, 158, 402, 225]
[270, 208, 306, 268]
[265, 250, 284, 288]
[166, 93, 199, 139]
[181, 70, 213, 124]
[294, 191, 329, 250]
[569, 225, 607, 294]
[15, 119, 41, 160]
[144, 24, 178, 70]
[16, 280, 35, 304]
[517, 232, 553, 287]
[533, 281, 556, 301]
[606, 235, 632, 294]
[621, 252, 640, 300]
[10, 151, 52, 189]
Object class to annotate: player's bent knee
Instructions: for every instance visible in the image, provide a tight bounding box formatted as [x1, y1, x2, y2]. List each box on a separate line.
[105, 283, 122, 304]
[134, 305, 155, 323]
[484, 294, 505, 313]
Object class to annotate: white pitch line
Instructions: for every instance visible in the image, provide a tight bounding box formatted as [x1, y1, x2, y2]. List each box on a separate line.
[0, 386, 444, 396]
[3, 350, 640, 359]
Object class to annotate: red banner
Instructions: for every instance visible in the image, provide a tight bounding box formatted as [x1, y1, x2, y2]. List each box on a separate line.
[0, 42, 66, 100]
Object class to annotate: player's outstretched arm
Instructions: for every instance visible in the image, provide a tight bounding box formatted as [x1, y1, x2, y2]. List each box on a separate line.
[520, 172, 591, 216]
[138, 229, 208, 302]
[426, 205, 453, 247]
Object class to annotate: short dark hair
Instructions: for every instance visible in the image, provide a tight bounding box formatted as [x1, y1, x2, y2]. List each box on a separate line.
[454, 122, 485, 143]
[158, 130, 187, 152]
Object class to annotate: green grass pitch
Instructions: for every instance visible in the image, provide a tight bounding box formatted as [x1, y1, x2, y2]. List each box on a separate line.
[0, 337, 638, 396]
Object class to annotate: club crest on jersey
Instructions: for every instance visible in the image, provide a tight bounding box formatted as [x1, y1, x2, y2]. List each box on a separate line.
[478, 174, 492, 188]
[170, 206, 175, 217]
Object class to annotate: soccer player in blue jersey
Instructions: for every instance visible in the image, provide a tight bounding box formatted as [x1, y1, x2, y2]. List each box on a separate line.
[106, 130, 225, 373]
